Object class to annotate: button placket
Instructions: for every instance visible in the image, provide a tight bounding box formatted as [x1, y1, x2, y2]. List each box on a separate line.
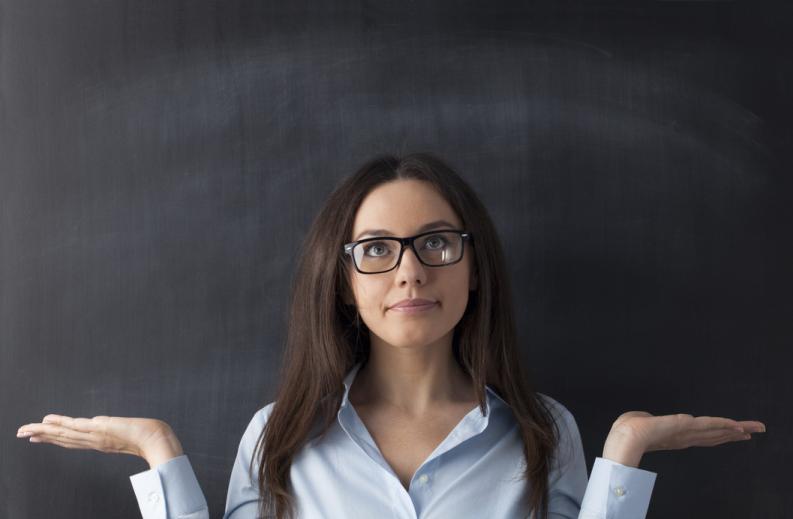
[412, 456, 441, 493]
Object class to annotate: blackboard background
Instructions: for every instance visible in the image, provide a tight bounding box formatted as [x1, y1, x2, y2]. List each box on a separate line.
[2, 1, 791, 517]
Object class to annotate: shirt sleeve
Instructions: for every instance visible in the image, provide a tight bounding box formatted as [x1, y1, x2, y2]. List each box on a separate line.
[222, 402, 275, 518]
[578, 457, 657, 519]
[129, 455, 209, 519]
[542, 395, 657, 519]
[128, 402, 274, 519]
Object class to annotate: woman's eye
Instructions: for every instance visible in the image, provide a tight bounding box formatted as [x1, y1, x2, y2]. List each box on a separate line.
[424, 236, 446, 249]
[364, 242, 390, 256]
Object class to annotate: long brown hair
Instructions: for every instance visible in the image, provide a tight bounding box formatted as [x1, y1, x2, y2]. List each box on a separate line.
[252, 152, 560, 519]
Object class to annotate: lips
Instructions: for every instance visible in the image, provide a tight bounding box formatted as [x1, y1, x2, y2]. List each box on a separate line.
[389, 298, 437, 309]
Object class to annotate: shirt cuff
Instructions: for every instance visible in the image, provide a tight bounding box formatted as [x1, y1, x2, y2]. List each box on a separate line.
[579, 456, 657, 519]
[129, 455, 209, 519]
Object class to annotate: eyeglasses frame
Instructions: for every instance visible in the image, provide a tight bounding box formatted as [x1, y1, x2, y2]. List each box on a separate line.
[343, 229, 473, 274]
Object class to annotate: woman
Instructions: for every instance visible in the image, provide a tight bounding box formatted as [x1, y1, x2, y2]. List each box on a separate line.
[17, 153, 765, 519]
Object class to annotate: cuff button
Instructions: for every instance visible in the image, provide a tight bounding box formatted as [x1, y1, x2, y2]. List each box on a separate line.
[148, 491, 161, 503]
[613, 485, 626, 497]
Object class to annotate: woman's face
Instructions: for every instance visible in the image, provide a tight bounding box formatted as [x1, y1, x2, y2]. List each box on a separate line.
[347, 179, 476, 350]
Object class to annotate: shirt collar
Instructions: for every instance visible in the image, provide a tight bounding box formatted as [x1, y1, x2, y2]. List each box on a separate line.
[335, 361, 512, 476]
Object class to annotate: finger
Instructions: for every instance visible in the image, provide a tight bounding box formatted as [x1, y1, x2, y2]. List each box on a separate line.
[658, 426, 744, 450]
[20, 415, 111, 437]
[30, 429, 121, 453]
[30, 435, 90, 450]
[698, 426, 748, 440]
[658, 414, 740, 433]
[42, 414, 72, 423]
[735, 420, 766, 433]
[29, 430, 95, 447]
[29, 430, 90, 446]
[691, 416, 766, 434]
[18, 416, 75, 435]
[20, 423, 95, 443]
[694, 432, 752, 447]
[686, 427, 752, 447]
[689, 416, 743, 431]
[43, 415, 103, 433]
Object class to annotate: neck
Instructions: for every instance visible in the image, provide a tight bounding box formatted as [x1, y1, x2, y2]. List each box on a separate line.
[351, 329, 475, 417]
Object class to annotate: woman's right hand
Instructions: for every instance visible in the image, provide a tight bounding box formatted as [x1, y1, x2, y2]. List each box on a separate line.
[16, 414, 184, 469]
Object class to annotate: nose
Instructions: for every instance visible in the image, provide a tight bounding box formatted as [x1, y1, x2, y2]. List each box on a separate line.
[401, 244, 424, 267]
[395, 245, 426, 284]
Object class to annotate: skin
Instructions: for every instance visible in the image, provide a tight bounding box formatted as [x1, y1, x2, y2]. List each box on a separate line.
[16, 415, 182, 469]
[345, 178, 478, 417]
[17, 178, 766, 472]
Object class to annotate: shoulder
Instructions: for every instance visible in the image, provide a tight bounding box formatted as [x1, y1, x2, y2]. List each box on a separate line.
[229, 402, 277, 484]
[535, 393, 584, 466]
[239, 401, 276, 447]
[252, 401, 277, 428]
[536, 392, 575, 424]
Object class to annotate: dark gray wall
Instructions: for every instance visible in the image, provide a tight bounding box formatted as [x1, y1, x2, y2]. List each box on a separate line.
[3, 2, 791, 517]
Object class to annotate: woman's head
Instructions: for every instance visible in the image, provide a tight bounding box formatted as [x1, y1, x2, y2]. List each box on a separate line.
[256, 152, 559, 519]
[294, 153, 512, 376]
[345, 177, 477, 355]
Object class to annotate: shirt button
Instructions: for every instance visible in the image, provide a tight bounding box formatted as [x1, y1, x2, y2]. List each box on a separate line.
[418, 474, 429, 485]
[148, 491, 161, 503]
[613, 485, 626, 497]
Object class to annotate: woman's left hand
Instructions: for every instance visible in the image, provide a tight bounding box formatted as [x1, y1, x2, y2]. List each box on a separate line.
[603, 411, 766, 467]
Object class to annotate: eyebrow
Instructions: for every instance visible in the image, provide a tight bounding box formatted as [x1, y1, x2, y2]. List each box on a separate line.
[353, 219, 458, 241]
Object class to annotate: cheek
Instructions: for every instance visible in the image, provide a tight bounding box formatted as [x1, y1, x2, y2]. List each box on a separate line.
[351, 276, 388, 313]
[444, 270, 471, 314]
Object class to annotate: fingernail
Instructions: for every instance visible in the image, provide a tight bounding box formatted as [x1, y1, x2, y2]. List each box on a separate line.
[29, 437, 40, 443]
[17, 431, 32, 438]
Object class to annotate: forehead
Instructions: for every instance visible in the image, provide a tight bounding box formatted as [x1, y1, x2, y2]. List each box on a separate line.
[351, 179, 461, 238]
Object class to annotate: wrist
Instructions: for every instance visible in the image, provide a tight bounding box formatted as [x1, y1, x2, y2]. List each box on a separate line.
[602, 427, 645, 468]
[142, 425, 184, 469]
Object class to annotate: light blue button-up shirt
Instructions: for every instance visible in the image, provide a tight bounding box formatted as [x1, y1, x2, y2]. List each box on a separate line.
[130, 362, 657, 518]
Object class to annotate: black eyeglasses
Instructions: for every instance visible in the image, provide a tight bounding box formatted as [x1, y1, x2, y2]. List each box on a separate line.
[343, 229, 472, 274]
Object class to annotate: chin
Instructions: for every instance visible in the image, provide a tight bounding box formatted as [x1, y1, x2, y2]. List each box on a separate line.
[382, 327, 454, 349]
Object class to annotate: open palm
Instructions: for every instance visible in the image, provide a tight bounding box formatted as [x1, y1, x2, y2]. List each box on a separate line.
[611, 411, 766, 452]
[17, 414, 176, 461]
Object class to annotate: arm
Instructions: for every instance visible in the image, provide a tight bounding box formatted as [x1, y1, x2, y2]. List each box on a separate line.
[16, 407, 282, 518]
[222, 403, 275, 518]
[545, 403, 765, 519]
[577, 427, 657, 518]
[14, 414, 210, 519]
[576, 458, 657, 519]
[542, 399, 657, 519]
[128, 426, 210, 519]
[129, 455, 210, 519]
[129, 403, 276, 519]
